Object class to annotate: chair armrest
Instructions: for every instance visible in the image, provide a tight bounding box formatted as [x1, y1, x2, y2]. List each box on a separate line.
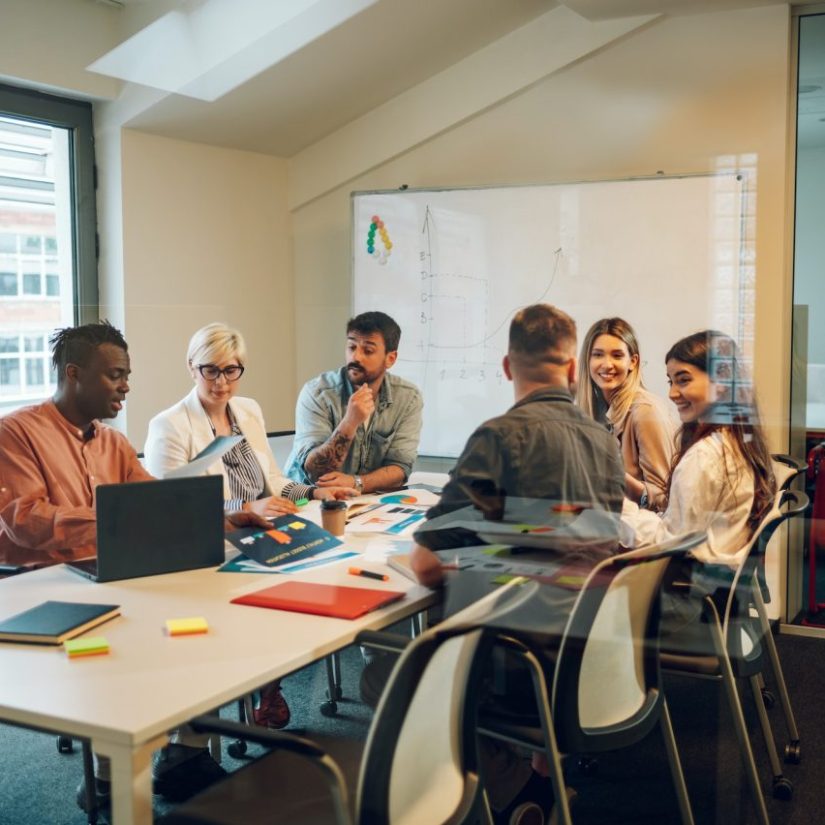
[188, 715, 351, 825]
[189, 715, 330, 758]
[354, 630, 412, 653]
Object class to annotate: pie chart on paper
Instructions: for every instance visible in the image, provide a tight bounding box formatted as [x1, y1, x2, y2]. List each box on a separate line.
[380, 494, 419, 505]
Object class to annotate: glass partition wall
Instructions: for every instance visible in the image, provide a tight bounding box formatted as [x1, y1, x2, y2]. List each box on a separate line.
[790, 12, 825, 627]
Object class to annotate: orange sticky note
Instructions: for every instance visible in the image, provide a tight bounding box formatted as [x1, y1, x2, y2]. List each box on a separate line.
[65, 637, 110, 658]
[165, 617, 209, 636]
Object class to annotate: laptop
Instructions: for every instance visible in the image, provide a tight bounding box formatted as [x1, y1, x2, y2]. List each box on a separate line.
[66, 476, 225, 583]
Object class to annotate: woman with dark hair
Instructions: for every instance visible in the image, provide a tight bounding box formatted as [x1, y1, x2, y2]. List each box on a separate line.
[578, 317, 675, 511]
[621, 330, 775, 565]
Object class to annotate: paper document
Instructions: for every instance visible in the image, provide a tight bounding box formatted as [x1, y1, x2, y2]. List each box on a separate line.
[165, 435, 243, 479]
[346, 502, 427, 536]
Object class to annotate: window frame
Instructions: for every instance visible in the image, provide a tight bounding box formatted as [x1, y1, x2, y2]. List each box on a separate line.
[0, 82, 98, 325]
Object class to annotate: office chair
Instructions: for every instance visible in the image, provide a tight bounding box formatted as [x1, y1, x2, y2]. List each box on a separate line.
[660, 488, 808, 825]
[159, 580, 535, 825]
[748, 469, 807, 766]
[475, 534, 704, 825]
[771, 454, 805, 491]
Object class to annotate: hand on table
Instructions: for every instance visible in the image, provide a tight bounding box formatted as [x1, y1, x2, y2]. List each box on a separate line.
[410, 543, 444, 588]
[244, 496, 298, 518]
[224, 511, 271, 531]
[317, 471, 356, 489]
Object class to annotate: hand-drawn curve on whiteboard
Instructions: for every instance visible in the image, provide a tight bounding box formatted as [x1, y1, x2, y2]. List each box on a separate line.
[352, 174, 749, 458]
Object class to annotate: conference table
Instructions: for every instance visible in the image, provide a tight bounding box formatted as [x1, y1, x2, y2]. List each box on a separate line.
[0, 500, 436, 825]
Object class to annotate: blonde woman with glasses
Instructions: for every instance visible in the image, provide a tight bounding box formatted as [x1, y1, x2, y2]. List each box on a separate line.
[145, 322, 352, 732]
[577, 317, 675, 511]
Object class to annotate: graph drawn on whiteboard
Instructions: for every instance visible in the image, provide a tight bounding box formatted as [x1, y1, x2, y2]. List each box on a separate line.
[352, 175, 748, 458]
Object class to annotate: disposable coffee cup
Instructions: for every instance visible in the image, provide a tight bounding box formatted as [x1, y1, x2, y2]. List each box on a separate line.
[321, 499, 348, 536]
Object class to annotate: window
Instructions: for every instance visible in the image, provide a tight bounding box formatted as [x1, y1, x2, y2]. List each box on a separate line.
[0, 331, 52, 398]
[0, 83, 97, 414]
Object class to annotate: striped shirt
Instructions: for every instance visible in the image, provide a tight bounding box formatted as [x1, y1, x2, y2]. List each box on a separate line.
[220, 412, 313, 511]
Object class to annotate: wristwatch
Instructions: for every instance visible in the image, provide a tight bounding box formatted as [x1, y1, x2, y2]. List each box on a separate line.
[353, 475, 364, 494]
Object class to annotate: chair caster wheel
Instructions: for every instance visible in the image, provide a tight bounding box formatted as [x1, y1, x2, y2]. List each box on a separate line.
[577, 757, 598, 776]
[784, 741, 801, 764]
[772, 776, 793, 800]
[761, 688, 776, 709]
[227, 740, 247, 759]
[320, 700, 338, 717]
[57, 736, 74, 754]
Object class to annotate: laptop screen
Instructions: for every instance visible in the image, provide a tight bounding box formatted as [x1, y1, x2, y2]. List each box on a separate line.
[91, 476, 224, 582]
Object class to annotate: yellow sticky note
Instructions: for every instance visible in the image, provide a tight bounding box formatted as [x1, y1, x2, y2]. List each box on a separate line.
[165, 617, 209, 636]
[65, 636, 109, 657]
[287, 521, 306, 530]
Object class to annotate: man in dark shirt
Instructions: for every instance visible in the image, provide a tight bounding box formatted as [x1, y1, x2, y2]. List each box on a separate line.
[406, 304, 625, 824]
[411, 303, 624, 583]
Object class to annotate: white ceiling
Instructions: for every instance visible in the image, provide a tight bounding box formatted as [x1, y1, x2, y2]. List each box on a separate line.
[86, 0, 825, 157]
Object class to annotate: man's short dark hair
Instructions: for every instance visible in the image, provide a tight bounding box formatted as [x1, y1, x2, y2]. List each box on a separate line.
[50, 321, 128, 384]
[346, 311, 401, 353]
[508, 304, 577, 373]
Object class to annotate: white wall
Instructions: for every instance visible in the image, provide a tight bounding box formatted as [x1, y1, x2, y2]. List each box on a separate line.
[118, 130, 294, 447]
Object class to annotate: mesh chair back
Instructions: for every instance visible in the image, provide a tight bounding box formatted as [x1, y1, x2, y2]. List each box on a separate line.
[552, 534, 705, 754]
[722, 489, 808, 658]
[357, 581, 533, 825]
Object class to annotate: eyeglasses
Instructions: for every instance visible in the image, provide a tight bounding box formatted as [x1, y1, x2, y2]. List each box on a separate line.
[196, 364, 245, 382]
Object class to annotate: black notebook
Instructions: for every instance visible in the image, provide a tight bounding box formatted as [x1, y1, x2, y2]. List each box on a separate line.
[0, 601, 121, 645]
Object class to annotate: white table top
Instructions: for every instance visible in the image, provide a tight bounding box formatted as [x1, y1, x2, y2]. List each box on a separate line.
[0, 513, 433, 749]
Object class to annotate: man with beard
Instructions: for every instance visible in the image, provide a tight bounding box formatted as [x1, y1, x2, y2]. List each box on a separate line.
[286, 311, 423, 494]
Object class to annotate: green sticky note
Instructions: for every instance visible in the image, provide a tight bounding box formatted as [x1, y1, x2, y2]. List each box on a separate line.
[65, 636, 109, 657]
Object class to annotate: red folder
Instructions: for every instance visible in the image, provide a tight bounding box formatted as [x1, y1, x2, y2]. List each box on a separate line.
[230, 581, 405, 620]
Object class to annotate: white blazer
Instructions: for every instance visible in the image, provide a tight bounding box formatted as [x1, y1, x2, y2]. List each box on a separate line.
[144, 387, 292, 500]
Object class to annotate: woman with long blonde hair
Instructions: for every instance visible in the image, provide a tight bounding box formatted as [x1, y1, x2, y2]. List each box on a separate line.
[577, 317, 675, 510]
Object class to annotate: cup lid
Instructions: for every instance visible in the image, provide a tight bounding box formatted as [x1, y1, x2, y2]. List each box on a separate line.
[321, 499, 348, 510]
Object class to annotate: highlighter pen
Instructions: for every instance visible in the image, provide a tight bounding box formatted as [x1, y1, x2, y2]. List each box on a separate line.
[348, 566, 389, 582]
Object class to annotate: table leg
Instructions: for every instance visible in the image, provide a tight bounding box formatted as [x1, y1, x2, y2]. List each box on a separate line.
[93, 733, 168, 825]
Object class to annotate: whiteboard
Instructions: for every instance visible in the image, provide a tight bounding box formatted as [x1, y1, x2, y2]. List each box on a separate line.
[352, 175, 748, 457]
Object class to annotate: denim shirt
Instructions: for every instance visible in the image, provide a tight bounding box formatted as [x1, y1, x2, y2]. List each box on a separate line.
[285, 367, 423, 483]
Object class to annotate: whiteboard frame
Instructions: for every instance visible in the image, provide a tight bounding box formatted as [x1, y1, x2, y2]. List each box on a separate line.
[350, 170, 751, 458]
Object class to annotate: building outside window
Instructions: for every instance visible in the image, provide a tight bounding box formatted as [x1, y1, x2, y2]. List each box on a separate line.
[0, 85, 97, 415]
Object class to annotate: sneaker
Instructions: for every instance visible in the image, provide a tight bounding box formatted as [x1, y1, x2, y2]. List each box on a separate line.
[76, 776, 111, 820]
[152, 744, 227, 802]
[253, 683, 290, 729]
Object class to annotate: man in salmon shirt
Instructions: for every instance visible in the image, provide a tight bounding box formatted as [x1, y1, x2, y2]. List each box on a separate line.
[0, 321, 265, 816]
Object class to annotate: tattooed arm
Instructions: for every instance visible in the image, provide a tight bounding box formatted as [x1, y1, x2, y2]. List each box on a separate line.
[303, 383, 375, 481]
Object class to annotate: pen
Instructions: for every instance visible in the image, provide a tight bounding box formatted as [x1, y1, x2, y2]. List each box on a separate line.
[348, 566, 389, 582]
